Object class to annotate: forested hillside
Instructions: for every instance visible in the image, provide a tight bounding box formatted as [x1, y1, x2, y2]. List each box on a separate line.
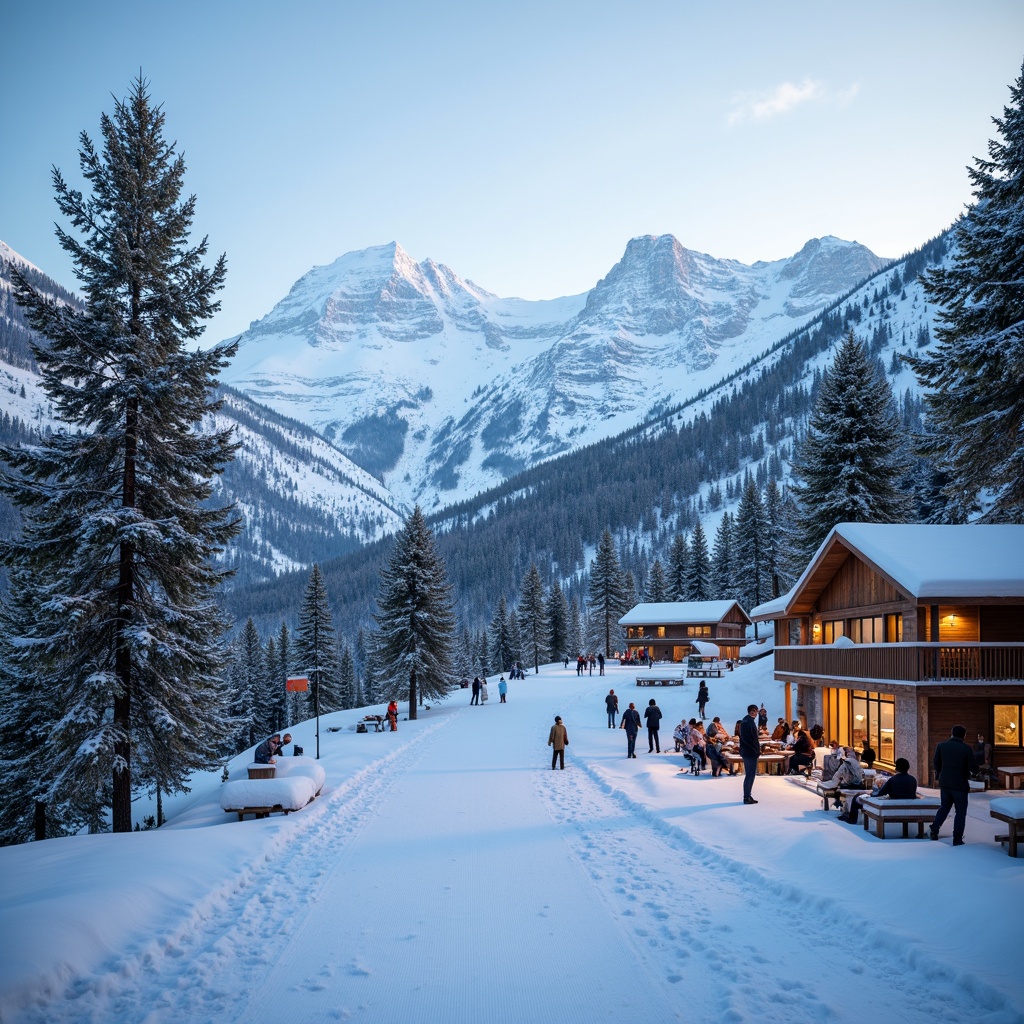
[224, 230, 950, 640]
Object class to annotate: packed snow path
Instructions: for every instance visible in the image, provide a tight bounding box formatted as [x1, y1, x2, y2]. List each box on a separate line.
[9, 664, 1020, 1024]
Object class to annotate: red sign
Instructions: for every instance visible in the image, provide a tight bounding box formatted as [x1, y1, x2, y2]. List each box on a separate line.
[286, 676, 309, 692]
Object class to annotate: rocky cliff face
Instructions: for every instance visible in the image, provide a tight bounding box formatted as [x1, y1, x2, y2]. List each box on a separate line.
[224, 234, 887, 508]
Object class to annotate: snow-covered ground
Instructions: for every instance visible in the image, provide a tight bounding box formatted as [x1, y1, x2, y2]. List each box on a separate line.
[2, 656, 1022, 1024]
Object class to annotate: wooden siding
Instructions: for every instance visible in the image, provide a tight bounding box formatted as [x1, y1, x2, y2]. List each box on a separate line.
[817, 554, 904, 614]
[982, 606, 1024, 642]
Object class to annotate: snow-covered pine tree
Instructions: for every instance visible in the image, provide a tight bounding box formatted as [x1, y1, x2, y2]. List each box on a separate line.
[0, 78, 239, 833]
[338, 643, 356, 710]
[519, 562, 548, 672]
[477, 629, 490, 679]
[507, 609, 523, 669]
[762, 480, 789, 601]
[906, 63, 1024, 521]
[453, 625, 474, 682]
[733, 478, 770, 617]
[791, 331, 913, 561]
[546, 577, 570, 665]
[645, 559, 670, 603]
[277, 622, 296, 727]
[667, 533, 689, 601]
[710, 511, 735, 600]
[294, 563, 340, 718]
[683, 521, 712, 600]
[372, 506, 456, 719]
[488, 596, 512, 675]
[588, 529, 627, 657]
[234, 618, 268, 749]
[567, 597, 584, 660]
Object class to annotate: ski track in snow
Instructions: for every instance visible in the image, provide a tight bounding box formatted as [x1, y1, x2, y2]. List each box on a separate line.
[11, 720, 452, 1024]
[535, 746, 1016, 1024]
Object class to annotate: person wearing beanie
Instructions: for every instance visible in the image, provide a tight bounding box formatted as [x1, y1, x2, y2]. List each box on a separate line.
[547, 715, 569, 770]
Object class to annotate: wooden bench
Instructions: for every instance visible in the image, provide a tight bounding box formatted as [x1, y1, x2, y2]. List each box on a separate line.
[636, 677, 685, 686]
[686, 668, 724, 678]
[857, 795, 942, 838]
[989, 797, 1024, 857]
[814, 781, 870, 812]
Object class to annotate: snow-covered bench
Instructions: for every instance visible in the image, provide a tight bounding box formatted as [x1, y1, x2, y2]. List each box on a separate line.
[221, 776, 317, 821]
[989, 797, 1024, 857]
[858, 795, 942, 839]
[273, 755, 326, 795]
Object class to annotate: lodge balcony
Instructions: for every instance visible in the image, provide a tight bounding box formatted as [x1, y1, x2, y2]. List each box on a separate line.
[774, 642, 1024, 685]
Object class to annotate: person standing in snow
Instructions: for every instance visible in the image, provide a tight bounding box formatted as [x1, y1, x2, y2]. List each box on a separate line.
[930, 724, 977, 845]
[548, 715, 568, 769]
[739, 704, 761, 804]
[605, 689, 619, 728]
[597, 652, 605, 676]
[471, 676, 481, 705]
[621, 702, 642, 758]
[696, 682, 709, 719]
[481, 679, 490, 704]
[498, 677, 508, 703]
[644, 698, 663, 753]
[387, 700, 398, 731]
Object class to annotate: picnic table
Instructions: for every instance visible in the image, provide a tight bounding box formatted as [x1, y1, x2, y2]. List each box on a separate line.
[721, 751, 791, 776]
[996, 766, 1024, 790]
[636, 676, 685, 686]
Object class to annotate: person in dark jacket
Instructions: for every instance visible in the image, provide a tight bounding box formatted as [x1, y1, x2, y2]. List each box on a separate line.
[739, 704, 761, 804]
[471, 676, 481, 705]
[254, 733, 282, 764]
[644, 698, 663, 753]
[696, 683, 710, 719]
[605, 689, 619, 728]
[930, 724, 977, 845]
[787, 730, 815, 775]
[621, 702, 642, 758]
[839, 758, 917, 824]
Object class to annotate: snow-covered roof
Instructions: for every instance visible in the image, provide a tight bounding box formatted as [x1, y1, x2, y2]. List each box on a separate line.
[750, 523, 1024, 620]
[690, 640, 721, 657]
[618, 600, 749, 626]
[831, 523, 1024, 598]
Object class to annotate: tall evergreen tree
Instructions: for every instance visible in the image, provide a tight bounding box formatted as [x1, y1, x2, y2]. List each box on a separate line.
[667, 533, 689, 600]
[733, 478, 770, 616]
[710, 511, 735, 600]
[233, 618, 268, 749]
[0, 78, 238, 833]
[519, 562, 548, 672]
[338, 643, 356, 710]
[567, 597, 584, 660]
[294, 563, 339, 719]
[507, 609, 523, 668]
[372, 506, 456, 719]
[762, 480, 791, 600]
[906, 63, 1024, 521]
[588, 529, 627, 657]
[488, 596, 512, 674]
[683, 521, 712, 600]
[791, 331, 912, 561]
[645, 559, 670, 603]
[546, 578, 570, 665]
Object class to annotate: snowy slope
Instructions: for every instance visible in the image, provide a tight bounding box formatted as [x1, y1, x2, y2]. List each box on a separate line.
[2, 658, 1021, 1023]
[223, 236, 888, 509]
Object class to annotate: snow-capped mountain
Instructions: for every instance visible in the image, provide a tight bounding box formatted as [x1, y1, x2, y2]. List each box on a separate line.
[224, 235, 888, 508]
[0, 242, 406, 582]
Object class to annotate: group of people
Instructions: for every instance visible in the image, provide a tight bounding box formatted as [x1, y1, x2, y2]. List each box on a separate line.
[574, 653, 605, 676]
[470, 675, 509, 705]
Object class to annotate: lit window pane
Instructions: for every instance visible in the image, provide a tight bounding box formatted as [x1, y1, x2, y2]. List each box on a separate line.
[994, 705, 1021, 747]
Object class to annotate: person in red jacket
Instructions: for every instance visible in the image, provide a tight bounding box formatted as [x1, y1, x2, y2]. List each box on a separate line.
[387, 700, 398, 731]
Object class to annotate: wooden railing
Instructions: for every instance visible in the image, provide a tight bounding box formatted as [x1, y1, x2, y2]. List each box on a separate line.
[774, 643, 1024, 683]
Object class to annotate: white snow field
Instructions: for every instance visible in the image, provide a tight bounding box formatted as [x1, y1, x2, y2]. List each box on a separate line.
[2, 657, 1023, 1024]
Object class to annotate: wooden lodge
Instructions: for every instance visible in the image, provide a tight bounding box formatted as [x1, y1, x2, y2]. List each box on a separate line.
[618, 600, 751, 663]
[750, 524, 1024, 784]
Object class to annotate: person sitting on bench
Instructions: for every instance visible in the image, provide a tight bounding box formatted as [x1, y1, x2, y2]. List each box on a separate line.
[839, 758, 917, 824]
[820, 747, 864, 810]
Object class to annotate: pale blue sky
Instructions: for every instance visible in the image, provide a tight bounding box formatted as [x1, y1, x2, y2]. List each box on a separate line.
[2, 0, 1022, 341]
